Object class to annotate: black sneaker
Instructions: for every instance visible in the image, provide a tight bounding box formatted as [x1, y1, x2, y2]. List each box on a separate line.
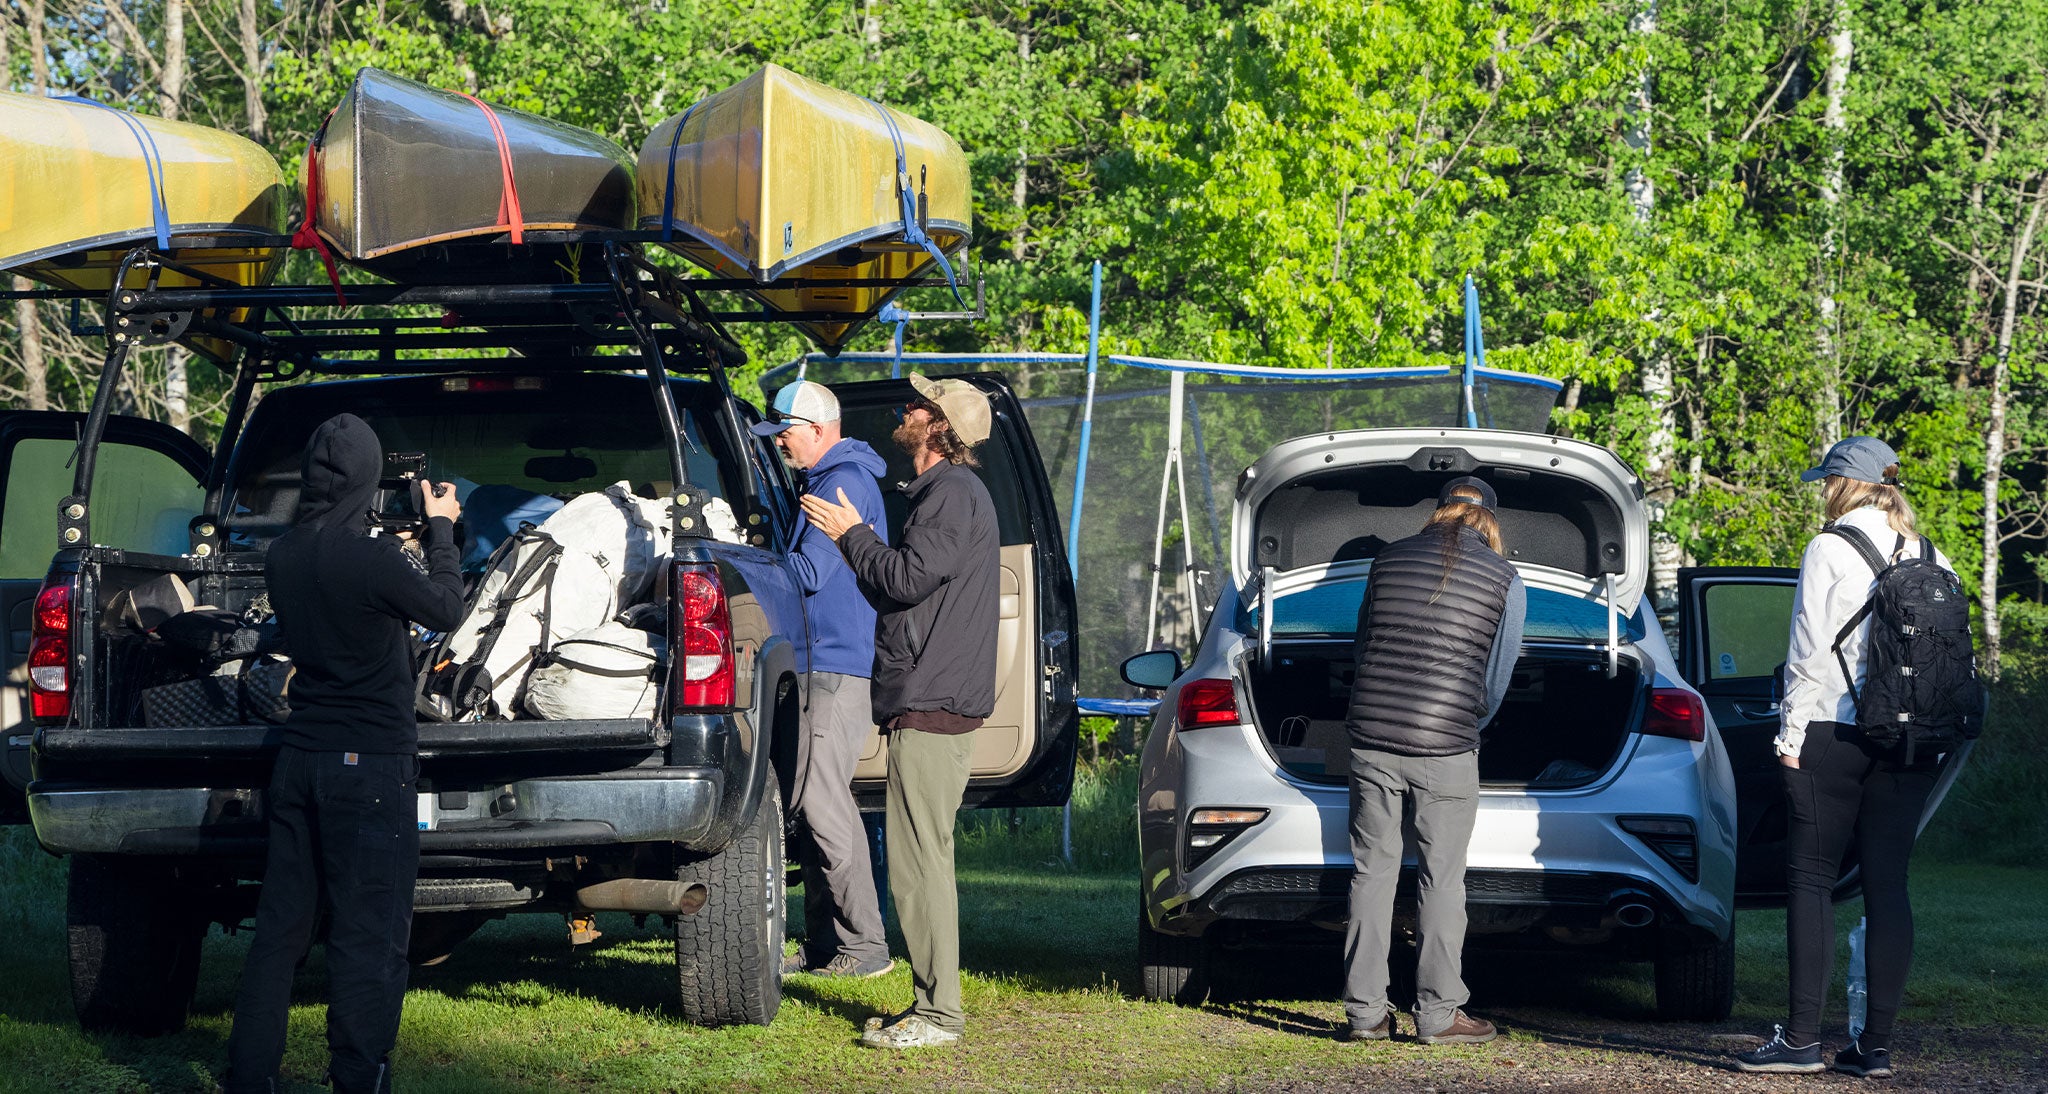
[1733, 1025, 1825, 1073]
[1835, 1041, 1893, 1079]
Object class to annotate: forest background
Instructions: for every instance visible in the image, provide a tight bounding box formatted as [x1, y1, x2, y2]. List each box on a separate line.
[3, 0, 2045, 684]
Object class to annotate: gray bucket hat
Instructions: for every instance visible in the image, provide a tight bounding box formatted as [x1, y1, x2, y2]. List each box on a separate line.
[1800, 435, 1899, 485]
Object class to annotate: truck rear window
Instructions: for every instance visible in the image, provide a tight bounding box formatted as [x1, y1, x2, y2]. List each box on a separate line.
[223, 379, 736, 550]
[1245, 578, 1648, 644]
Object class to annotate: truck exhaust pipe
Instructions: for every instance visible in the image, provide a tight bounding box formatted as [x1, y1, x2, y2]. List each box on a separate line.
[575, 878, 709, 916]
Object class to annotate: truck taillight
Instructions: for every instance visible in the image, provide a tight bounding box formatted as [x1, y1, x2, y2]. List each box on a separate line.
[29, 580, 73, 720]
[1175, 678, 1240, 729]
[675, 564, 735, 708]
[1643, 688, 1705, 742]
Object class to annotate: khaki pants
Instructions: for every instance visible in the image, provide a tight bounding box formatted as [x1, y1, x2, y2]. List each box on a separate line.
[885, 726, 976, 1034]
[791, 672, 887, 966]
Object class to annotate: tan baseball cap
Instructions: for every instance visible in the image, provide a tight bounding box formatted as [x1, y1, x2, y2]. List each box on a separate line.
[909, 373, 992, 446]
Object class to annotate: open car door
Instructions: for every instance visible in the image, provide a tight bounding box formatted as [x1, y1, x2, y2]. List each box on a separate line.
[0, 412, 208, 822]
[1676, 565, 1976, 906]
[824, 375, 1080, 808]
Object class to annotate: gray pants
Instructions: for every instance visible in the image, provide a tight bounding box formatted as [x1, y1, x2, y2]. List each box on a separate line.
[886, 726, 976, 1034]
[1343, 746, 1480, 1036]
[791, 672, 887, 965]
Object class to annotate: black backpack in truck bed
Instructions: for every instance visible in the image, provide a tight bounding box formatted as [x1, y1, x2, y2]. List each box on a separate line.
[1826, 524, 1983, 762]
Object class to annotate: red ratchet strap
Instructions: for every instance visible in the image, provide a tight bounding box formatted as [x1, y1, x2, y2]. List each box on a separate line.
[290, 111, 348, 304]
[454, 92, 525, 244]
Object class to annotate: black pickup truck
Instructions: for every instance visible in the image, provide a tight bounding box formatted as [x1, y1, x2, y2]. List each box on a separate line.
[0, 247, 1078, 1034]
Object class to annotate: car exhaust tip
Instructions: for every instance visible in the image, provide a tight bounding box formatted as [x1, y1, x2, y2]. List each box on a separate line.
[1607, 891, 1657, 929]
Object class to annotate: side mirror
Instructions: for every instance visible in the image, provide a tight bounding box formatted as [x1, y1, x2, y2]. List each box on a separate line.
[1120, 650, 1183, 691]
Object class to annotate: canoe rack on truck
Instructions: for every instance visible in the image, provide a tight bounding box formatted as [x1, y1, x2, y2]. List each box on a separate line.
[4, 233, 983, 553]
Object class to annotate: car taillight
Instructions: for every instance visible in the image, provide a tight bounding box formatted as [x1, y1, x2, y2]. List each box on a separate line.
[29, 580, 74, 720]
[675, 564, 734, 708]
[1175, 678, 1240, 729]
[1643, 688, 1705, 742]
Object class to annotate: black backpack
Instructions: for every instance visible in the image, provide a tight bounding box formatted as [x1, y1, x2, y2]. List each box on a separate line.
[1826, 525, 1983, 762]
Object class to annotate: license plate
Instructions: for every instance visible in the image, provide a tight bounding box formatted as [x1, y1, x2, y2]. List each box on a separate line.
[417, 793, 437, 831]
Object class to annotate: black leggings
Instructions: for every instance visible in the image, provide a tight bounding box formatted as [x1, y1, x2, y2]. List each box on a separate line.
[1782, 721, 1937, 1047]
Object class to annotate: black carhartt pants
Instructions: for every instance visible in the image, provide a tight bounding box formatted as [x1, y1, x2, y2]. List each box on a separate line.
[225, 746, 420, 1094]
[1782, 721, 1937, 1048]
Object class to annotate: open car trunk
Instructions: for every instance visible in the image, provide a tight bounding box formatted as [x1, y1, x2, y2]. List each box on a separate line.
[1244, 643, 1643, 788]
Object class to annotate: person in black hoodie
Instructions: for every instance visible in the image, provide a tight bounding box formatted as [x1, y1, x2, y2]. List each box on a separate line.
[224, 414, 463, 1094]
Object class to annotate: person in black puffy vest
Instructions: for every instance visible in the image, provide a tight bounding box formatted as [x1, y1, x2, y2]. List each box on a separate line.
[1340, 477, 1524, 1046]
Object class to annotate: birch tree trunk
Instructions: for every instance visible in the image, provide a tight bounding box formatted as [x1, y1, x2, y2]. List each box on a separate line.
[238, 0, 267, 143]
[1627, 0, 1681, 611]
[1978, 183, 2047, 683]
[1012, 28, 1030, 262]
[162, 0, 193, 435]
[9, 0, 53, 411]
[1815, 0, 1851, 450]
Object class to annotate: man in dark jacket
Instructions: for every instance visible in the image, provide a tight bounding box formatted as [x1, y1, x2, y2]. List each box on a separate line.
[752, 380, 895, 980]
[799, 374, 999, 1050]
[1341, 477, 1525, 1047]
[225, 414, 464, 1094]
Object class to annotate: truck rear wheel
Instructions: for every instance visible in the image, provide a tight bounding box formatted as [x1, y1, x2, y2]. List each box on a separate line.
[67, 854, 208, 1035]
[673, 781, 785, 1026]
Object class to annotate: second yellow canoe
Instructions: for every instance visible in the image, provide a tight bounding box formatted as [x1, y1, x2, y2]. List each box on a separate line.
[637, 65, 972, 351]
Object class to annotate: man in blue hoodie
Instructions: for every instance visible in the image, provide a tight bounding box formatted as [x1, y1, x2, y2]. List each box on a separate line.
[752, 381, 895, 979]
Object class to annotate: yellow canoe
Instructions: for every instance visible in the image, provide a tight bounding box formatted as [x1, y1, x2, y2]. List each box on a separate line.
[636, 64, 971, 351]
[0, 90, 287, 362]
[313, 69, 637, 281]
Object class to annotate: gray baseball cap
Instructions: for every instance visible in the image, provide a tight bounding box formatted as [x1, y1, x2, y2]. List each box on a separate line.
[1800, 435, 1899, 484]
[1438, 475, 1497, 510]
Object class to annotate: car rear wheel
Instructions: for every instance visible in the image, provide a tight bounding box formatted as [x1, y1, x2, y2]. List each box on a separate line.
[673, 781, 786, 1026]
[1137, 892, 1211, 1005]
[1653, 924, 1735, 1021]
[67, 854, 209, 1035]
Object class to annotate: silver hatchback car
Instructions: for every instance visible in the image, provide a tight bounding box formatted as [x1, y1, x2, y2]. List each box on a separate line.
[1128, 427, 1747, 1018]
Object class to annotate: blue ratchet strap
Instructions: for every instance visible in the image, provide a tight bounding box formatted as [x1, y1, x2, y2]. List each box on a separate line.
[879, 301, 910, 376]
[858, 96, 963, 304]
[60, 96, 172, 250]
[660, 102, 703, 244]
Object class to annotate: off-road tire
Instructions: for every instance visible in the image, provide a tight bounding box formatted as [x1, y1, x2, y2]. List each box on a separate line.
[674, 780, 786, 1026]
[1137, 891, 1210, 1005]
[66, 854, 208, 1036]
[1653, 924, 1736, 1021]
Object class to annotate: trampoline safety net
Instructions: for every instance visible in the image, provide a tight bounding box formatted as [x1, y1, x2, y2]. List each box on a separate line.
[764, 353, 1563, 713]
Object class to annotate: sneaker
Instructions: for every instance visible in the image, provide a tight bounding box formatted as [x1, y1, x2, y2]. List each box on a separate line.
[1344, 1013, 1393, 1042]
[1417, 1010, 1497, 1045]
[816, 953, 896, 979]
[1835, 1041, 1893, 1079]
[858, 1014, 961, 1049]
[779, 951, 809, 977]
[1734, 1025, 1825, 1074]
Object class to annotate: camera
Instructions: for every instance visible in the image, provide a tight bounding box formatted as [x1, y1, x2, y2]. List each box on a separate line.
[368, 451, 447, 538]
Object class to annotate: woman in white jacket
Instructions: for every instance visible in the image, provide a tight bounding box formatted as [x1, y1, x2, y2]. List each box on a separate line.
[1736, 436, 1953, 1080]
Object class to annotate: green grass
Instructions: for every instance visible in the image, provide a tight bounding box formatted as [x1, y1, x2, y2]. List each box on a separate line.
[3, 751, 2045, 1092]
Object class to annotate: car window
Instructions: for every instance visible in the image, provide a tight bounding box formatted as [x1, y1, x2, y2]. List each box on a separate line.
[1245, 577, 1649, 644]
[834, 398, 1034, 547]
[0, 436, 202, 577]
[1699, 581, 1794, 681]
[225, 383, 737, 549]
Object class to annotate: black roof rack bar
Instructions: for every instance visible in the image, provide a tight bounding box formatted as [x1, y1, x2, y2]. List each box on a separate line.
[295, 355, 672, 376]
[118, 281, 622, 311]
[254, 328, 642, 354]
